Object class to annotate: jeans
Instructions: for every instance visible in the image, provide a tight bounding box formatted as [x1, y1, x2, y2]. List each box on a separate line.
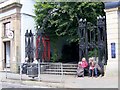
[89, 68, 98, 77]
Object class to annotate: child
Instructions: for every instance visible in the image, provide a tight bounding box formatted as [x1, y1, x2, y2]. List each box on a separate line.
[89, 58, 98, 77]
[77, 61, 84, 77]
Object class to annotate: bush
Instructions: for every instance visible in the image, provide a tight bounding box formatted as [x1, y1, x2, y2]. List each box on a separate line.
[88, 49, 98, 57]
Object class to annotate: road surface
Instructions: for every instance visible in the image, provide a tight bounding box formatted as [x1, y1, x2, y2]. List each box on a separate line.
[1, 81, 48, 88]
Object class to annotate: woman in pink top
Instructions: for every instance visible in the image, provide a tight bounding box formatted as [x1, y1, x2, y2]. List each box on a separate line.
[81, 58, 88, 68]
[89, 58, 98, 77]
[79, 58, 88, 76]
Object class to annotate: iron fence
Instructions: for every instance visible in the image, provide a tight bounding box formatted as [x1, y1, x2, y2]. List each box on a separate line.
[2, 62, 64, 83]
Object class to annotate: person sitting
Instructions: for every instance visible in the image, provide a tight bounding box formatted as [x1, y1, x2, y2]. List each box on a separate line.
[33, 58, 38, 64]
[21, 57, 29, 74]
[89, 58, 98, 77]
[80, 58, 88, 76]
[77, 61, 84, 77]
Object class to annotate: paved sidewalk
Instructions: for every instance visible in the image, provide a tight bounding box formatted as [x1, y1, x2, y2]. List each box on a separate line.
[0, 71, 118, 88]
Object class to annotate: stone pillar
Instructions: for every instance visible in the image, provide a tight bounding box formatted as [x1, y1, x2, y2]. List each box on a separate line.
[10, 13, 21, 73]
[0, 2, 22, 72]
[0, 21, 3, 71]
[104, 2, 119, 77]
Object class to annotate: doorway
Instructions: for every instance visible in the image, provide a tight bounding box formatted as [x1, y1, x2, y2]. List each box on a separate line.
[4, 41, 10, 68]
[61, 42, 79, 63]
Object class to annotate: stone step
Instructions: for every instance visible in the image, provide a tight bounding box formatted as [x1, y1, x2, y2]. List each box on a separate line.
[41, 71, 63, 74]
[41, 63, 78, 75]
[63, 67, 77, 69]
[62, 63, 77, 66]
[63, 72, 76, 75]
[41, 71, 76, 75]
[45, 69, 77, 72]
[47, 67, 77, 69]
[46, 64, 77, 69]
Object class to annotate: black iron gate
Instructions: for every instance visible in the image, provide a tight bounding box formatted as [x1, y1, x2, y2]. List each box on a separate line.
[25, 29, 44, 63]
[25, 30, 34, 62]
[77, 16, 108, 66]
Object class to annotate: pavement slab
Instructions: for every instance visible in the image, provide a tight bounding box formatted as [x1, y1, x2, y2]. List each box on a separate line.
[0, 71, 118, 88]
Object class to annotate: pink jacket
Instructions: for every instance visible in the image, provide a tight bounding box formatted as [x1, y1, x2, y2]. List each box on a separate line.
[80, 61, 88, 68]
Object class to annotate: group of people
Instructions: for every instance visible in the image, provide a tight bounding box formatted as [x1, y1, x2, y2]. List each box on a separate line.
[77, 57, 103, 77]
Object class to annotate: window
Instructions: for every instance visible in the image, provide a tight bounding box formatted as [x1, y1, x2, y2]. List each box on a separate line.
[111, 43, 116, 58]
[4, 22, 11, 37]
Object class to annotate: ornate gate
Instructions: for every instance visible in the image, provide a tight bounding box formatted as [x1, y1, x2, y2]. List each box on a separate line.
[36, 33, 50, 62]
[77, 16, 108, 66]
[25, 30, 50, 63]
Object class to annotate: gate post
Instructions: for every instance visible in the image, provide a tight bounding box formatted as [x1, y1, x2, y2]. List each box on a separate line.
[84, 19, 88, 63]
[36, 30, 44, 62]
[97, 16, 107, 65]
[78, 18, 88, 62]
[25, 30, 34, 62]
[97, 16, 108, 76]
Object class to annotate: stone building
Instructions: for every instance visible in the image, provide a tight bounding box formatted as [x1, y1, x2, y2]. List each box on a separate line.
[0, 1, 119, 76]
[104, 2, 119, 76]
[0, 0, 36, 72]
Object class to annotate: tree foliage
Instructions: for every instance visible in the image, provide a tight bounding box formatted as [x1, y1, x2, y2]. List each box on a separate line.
[34, 2, 105, 43]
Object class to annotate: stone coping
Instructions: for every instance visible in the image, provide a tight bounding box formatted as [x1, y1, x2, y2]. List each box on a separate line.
[105, 1, 120, 9]
[0, 2, 22, 13]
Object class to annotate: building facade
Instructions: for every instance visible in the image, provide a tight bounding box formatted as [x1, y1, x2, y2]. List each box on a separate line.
[0, 0, 36, 72]
[0, 1, 119, 76]
[104, 2, 119, 76]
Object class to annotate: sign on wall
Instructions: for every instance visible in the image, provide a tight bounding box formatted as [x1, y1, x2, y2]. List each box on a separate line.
[111, 43, 116, 58]
[7, 30, 14, 39]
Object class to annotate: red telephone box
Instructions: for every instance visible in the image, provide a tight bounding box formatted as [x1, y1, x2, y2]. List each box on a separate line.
[36, 35, 50, 62]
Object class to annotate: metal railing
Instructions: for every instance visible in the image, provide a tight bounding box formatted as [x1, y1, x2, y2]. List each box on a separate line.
[2, 62, 64, 83]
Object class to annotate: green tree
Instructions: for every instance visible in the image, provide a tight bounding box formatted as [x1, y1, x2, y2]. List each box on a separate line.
[34, 2, 105, 43]
[34, 2, 105, 61]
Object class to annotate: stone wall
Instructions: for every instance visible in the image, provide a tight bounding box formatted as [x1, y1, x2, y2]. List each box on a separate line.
[104, 2, 119, 77]
[105, 8, 119, 61]
[0, 2, 22, 72]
